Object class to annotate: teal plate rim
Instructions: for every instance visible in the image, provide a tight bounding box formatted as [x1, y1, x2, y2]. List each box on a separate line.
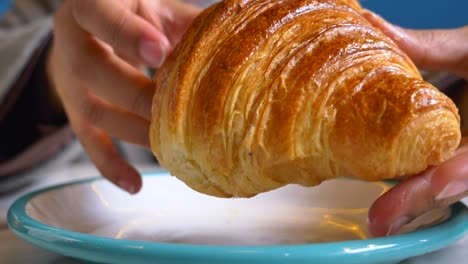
[7, 171, 468, 264]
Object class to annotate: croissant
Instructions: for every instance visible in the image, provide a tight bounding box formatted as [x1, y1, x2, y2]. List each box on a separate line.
[150, 0, 461, 198]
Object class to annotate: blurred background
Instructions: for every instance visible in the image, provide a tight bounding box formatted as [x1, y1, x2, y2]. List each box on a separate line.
[1, 0, 467, 29]
[0, 0, 11, 19]
[360, 0, 467, 29]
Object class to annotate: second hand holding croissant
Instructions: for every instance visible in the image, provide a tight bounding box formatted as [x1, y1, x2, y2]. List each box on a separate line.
[362, 10, 468, 237]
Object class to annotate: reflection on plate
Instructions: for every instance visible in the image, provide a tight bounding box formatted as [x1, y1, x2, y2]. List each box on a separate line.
[8, 172, 468, 264]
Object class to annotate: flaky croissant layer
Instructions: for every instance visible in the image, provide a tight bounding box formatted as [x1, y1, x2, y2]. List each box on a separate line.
[150, 0, 461, 198]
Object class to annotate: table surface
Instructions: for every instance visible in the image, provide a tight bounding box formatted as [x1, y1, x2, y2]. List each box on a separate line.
[1, 164, 467, 264]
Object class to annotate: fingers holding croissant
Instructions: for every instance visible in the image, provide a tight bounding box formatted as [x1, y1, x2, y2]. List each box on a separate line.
[360, 9, 468, 237]
[49, 0, 202, 193]
[150, 0, 461, 198]
[361, 10, 468, 79]
[368, 138, 468, 237]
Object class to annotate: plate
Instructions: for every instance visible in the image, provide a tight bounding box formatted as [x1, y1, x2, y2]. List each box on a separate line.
[7, 171, 468, 264]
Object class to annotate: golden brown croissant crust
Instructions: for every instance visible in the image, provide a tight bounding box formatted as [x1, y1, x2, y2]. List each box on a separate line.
[150, 0, 461, 198]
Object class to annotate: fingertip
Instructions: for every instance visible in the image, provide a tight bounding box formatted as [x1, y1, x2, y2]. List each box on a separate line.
[367, 191, 398, 237]
[367, 208, 385, 237]
[430, 149, 468, 198]
[96, 161, 142, 195]
[360, 9, 379, 21]
[367, 175, 428, 237]
[115, 166, 143, 195]
[360, 9, 385, 28]
[139, 35, 171, 67]
[72, 119, 144, 195]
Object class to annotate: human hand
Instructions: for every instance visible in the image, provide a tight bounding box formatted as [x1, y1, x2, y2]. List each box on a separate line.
[362, 10, 468, 80]
[362, 10, 468, 236]
[47, 0, 201, 194]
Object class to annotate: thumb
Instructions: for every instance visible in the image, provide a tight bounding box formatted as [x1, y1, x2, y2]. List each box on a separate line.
[361, 9, 468, 79]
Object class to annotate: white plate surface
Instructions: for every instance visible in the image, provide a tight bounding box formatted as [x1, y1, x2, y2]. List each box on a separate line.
[26, 173, 389, 245]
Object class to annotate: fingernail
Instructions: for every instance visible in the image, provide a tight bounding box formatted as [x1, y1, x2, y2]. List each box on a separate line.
[118, 179, 137, 194]
[139, 39, 168, 67]
[436, 181, 468, 201]
[386, 216, 411, 236]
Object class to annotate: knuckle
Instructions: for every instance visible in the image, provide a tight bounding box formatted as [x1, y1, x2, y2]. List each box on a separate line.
[68, 46, 98, 83]
[422, 31, 436, 60]
[109, 8, 130, 50]
[70, 119, 88, 140]
[413, 31, 435, 68]
[80, 98, 104, 125]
